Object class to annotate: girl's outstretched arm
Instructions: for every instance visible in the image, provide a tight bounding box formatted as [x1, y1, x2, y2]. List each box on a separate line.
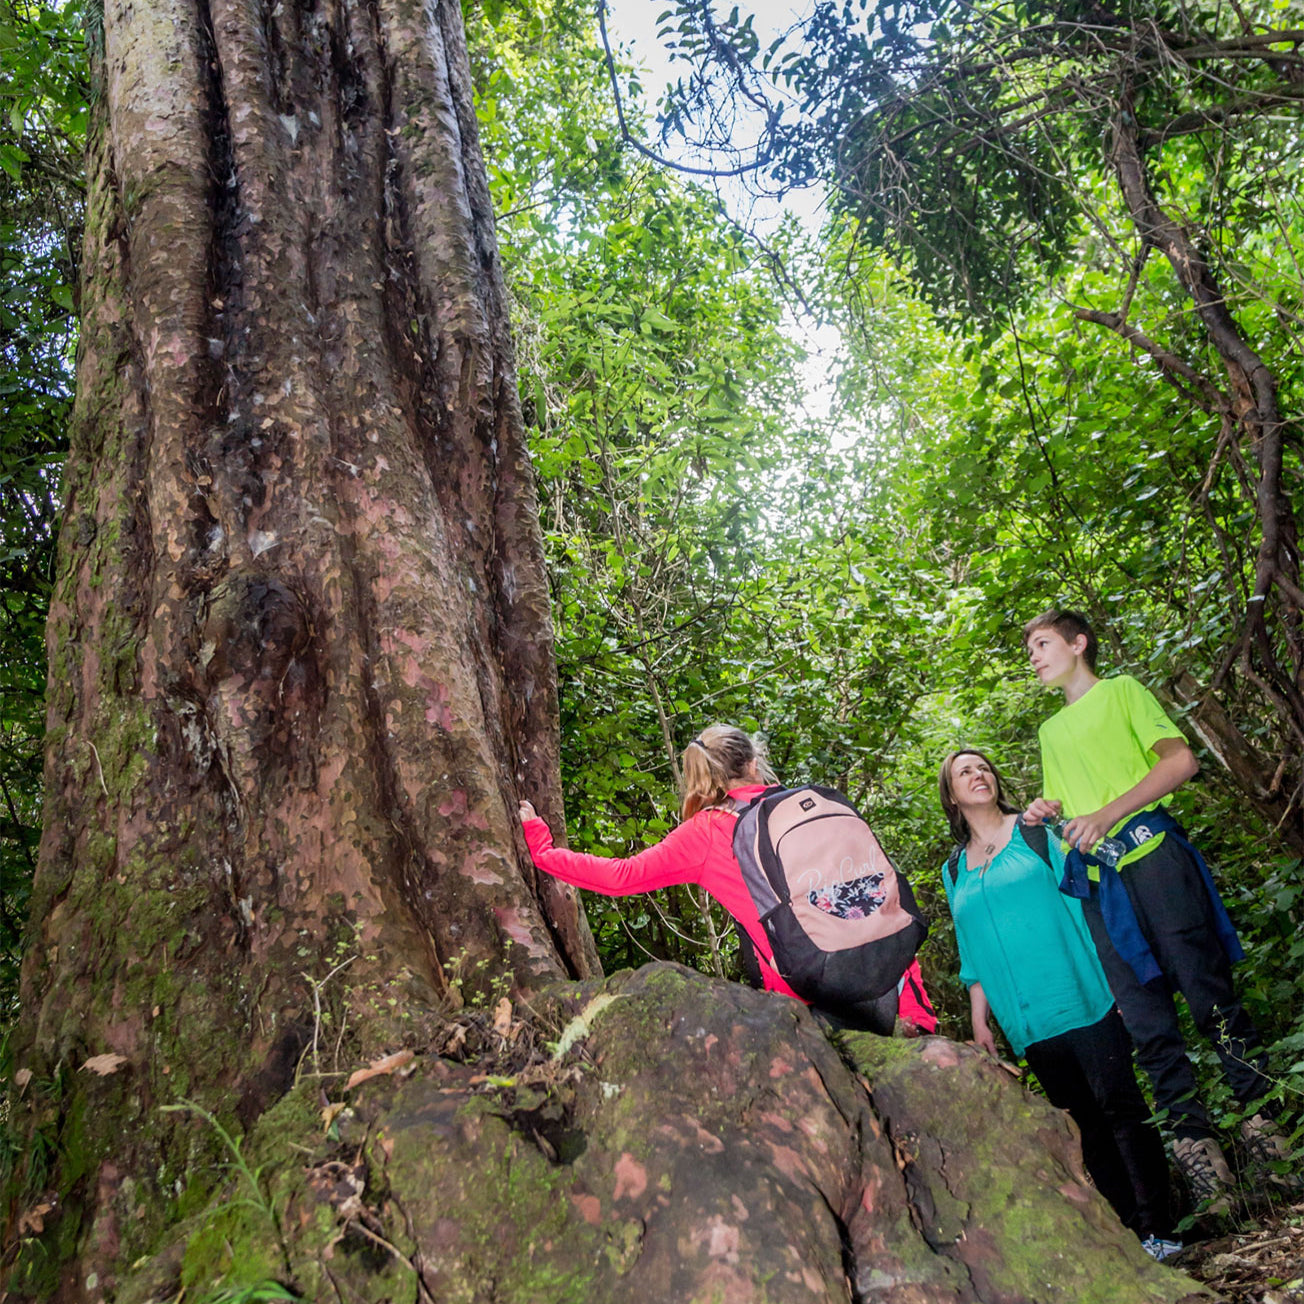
[519, 806, 715, 895]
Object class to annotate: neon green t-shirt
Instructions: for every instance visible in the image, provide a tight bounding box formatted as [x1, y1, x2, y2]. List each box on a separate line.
[1038, 674, 1186, 866]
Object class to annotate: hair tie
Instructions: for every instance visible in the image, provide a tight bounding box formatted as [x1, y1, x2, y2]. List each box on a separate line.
[687, 739, 707, 752]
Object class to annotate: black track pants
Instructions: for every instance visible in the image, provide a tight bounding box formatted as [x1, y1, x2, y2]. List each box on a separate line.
[1080, 836, 1271, 1141]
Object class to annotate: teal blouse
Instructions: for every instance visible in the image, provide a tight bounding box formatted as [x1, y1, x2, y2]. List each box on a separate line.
[941, 823, 1114, 1057]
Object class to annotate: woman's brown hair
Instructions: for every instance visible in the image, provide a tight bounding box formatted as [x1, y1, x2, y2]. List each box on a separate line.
[680, 724, 778, 819]
[938, 748, 1020, 845]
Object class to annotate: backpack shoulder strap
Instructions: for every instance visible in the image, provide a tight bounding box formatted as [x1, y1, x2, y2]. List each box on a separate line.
[732, 919, 765, 989]
[1020, 819, 1052, 868]
[946, 845, 963, 887]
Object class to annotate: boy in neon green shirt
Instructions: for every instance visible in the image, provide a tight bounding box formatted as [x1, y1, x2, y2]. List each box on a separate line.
[1022, 608, 1291, 1211]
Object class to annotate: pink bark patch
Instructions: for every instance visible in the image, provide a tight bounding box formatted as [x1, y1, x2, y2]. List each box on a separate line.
[769, 1056, 793, 1079]
[921, 1039, 964, 1068]
[688, 1118, 725, 1153]
[571, 1193, 601, 1225]
[438, 789, 467, 818]
[613, 1152, 648, 1201]
[492, 906, 552, 960]
[702, 1215, 740, 1261]
[694, 1262, 754, 1304]
[764, 1142, 812, 1182]
[860, 1168, 886, 1215]
[1058, 1181, 1093, 1207]
[465, 852, 504, 886]
[421, 679, 455, 730]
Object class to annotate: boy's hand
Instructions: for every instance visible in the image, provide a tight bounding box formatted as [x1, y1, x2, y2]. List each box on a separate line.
[1063, 811, 1112, 853]
[518, 800, 538, 822]
[1022, 797, 1061, 825]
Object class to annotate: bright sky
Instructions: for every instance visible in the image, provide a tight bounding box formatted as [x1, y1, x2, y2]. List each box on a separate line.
[603, 0, 845, 421]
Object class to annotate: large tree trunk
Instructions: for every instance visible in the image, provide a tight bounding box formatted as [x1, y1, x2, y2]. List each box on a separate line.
[4, 0, 595, 1288]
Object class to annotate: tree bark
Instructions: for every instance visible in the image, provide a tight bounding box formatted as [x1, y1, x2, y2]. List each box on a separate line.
[1166, 671, 1304, 855]
[4, 0, 595, 1288]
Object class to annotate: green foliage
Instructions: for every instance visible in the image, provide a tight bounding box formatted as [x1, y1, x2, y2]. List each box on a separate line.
[0, 0, 84, 1021]
[465, 5, 1304, 1096]
[198, 1284, 300, 1304]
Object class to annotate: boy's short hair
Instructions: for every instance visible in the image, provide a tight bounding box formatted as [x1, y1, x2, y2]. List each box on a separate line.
[1022, 608, 1098, 671]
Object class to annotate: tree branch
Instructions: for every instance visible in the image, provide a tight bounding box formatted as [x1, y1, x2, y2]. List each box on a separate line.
[595, 0, 774, 180]
[1072, 308, 1227, 412]
[1141, 88, 1304, 147]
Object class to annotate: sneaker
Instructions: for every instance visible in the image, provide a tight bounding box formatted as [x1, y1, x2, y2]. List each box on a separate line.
[1140, 1235, 1184, 1262]
[1173, 1135, 1234, 1215]
[1240, 1112, 1304, 1194]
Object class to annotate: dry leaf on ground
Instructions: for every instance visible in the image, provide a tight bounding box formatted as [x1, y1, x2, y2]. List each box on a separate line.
[320, 1101, 348, 1130]
[492, 996, 513, 1037]
[81, 1053, 129, 1076]
[345, 1049, 414, 1090]
[440, 1023, 469, 1055]
[17, 1202, 54, 1235]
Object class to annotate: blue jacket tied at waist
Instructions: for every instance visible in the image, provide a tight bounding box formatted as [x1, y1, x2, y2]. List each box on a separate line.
[1058, 808, 1244, 986]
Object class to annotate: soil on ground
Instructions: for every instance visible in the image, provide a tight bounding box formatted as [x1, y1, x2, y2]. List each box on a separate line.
[1180, 1202, 1304, 1303]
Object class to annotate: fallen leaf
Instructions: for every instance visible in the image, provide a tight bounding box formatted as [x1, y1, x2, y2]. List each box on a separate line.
[81, 1053, 128, 1076]
[442, 1023, 468, 1055]
[17, 1201, 54, 1235]
[345, 1049, 414, 1090]
[14, 1067, 32, 1092]
[379, 1134, 394, 1160]
[492, 996, 513, 1037]
[321, 1102, 347, 1131]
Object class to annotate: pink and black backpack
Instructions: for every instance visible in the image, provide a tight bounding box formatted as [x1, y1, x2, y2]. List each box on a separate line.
[732, 785, 927, 1009]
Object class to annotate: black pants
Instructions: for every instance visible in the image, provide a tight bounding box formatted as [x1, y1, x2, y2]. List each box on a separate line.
[1025, 1008, 1173, 1238]
[1081, 836, 1271, 1141]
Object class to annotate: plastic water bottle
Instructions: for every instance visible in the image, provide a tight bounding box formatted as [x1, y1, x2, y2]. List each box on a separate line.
[1046, 818, 1128, 867]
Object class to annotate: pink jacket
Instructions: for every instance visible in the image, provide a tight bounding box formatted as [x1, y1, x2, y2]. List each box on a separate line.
[522, 783, 802, 1001]
[898, 959, 937, 1033]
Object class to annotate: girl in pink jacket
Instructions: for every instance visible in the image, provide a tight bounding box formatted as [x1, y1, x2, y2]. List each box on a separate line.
[520, 724, 927, 1033]
[520, 724, 801, 1000]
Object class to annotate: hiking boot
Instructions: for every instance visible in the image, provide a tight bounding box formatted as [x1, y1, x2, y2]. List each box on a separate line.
[1240, 1113, 1304, 1194]
[1140, 1235, 1184, 1262]
[1173, 1136, 1234, 1215]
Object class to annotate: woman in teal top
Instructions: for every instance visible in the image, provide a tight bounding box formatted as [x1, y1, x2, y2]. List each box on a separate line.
[939, 748, 1177, 1258]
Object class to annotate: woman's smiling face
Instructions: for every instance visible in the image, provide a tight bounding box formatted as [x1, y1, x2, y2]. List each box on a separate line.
[950, 752, 998, 809]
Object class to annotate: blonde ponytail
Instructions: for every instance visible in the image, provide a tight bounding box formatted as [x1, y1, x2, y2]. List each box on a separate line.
[680, 724, 777, 819]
